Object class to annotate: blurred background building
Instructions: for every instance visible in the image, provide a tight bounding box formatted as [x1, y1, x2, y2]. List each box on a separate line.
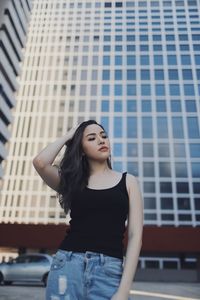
[0, 0, 32, 179]
[0, 0, 200, 280]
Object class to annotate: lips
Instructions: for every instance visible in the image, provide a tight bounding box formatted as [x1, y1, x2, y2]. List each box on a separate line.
[98, 146, 109, 151]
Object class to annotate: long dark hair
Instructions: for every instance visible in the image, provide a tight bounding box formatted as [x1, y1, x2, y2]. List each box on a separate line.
[57, 120, 112, 214]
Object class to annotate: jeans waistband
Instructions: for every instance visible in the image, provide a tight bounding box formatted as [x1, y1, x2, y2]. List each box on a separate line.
[58, 249, 123, 265]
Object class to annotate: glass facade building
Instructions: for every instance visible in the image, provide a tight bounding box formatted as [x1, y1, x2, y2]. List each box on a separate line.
[0, 0, 200, 267]
[0, 0, 32, 179]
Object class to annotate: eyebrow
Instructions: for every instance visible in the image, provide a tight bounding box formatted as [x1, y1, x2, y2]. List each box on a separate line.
[86, 130, 105, 137]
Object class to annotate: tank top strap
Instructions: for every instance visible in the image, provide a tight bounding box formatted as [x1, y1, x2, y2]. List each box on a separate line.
[118, 172, 128, 197]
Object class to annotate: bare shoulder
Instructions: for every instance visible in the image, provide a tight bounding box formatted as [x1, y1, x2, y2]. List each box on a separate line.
[126, 173, 139, 184]
[125, 173, 140, 193]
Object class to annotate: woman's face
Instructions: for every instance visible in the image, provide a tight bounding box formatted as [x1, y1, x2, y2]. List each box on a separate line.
[82, 124, 110, 162]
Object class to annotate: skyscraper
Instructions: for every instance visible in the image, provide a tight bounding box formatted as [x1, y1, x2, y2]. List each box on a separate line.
[0, 0, 200, 270]
[0, 0, 32, 179]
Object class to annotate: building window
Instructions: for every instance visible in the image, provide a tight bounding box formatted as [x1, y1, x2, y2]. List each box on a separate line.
[143, 162, 155, 177]
[102, 70, 110, 80]
[114, 143, 122, 156]
[168, 69, 179, 80]
[189, 144, 200, 157]
[175, 163, 188, 177]
[169, 84, 180, 96]
[127, 84, 136, 95]
[114, 117, 122, 137]
[158, 144, 170, 157]
[127, 100, 137, 112]
[176, 182, 189, 193]
[115, 55, 123, 65]
[172, 117, 184, 138]
[143, 143, 154, 157]
[102, 85, 110, 96]
[160, 182, 172, 193]
[127, 117, 137, 138]
[161, 198, 173, 209]
[191, 163, 200, 178]
[154, 70, 164, 80]
[114, 84, 122, 96]
[187, 117, 200, 138]
[167, 55, 177, 65]
[142, 117, 153, 138]
[144, 197, 156, 209]
[127, 143, 138, 156]
[159, 162, 171, 177]
[115, 70, 123, 80]
[144, 182, 155, 193]
[154, 55, 163, 65]
[141, 70, 150, 80]
[114, 100, 122, 112]
[101, 100, 109, 112]
[155, 84, 165, 96]
[174, 143, 186, 157]
[140, 55, 149, 65]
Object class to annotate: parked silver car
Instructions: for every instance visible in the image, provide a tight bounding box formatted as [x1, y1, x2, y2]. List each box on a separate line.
[0, 253, 52, 286]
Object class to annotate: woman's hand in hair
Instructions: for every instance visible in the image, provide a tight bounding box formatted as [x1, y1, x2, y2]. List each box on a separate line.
[66, 123, 80, 141]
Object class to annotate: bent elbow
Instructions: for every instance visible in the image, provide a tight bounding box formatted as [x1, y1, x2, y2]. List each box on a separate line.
[32, 157, 46, 170]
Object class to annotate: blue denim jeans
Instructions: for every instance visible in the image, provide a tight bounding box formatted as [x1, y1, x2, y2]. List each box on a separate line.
[46, 249, 131, 300]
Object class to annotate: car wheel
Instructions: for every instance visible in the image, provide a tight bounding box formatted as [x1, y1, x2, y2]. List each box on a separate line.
[43, 273, 49, 287]
[4, 281, 12, 285]
[0, 272, 4, 284]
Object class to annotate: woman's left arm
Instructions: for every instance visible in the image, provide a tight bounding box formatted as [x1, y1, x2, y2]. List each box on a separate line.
[111, 174, 143, 300]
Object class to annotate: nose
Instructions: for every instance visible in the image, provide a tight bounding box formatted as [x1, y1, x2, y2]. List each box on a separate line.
[97, 136, 105, 144]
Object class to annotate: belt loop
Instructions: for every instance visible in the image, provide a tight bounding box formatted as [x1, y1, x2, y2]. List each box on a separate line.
[100, 253, 105, 265]
[66, 251, 73, 261]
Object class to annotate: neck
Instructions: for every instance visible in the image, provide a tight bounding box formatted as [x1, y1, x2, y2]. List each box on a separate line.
[89, 161, 110, 175]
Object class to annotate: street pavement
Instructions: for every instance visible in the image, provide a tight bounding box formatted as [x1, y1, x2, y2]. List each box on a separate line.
[0, 281, 199, 300]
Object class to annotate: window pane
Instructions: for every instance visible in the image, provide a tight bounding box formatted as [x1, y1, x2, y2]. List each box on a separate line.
[142, 117, 153, 138]
[127, 117, 137, 138]
[189, 144, 200, 157]
[113, 143, 122, 156]
[161, 198, 173, 209]
[114, 100, 122, 112]
[143, 162, 155, 177]
[160, 182, 172, 193]
[115, 70, 122, 80]
[174, 143, 186, 157]
[191, 163, 200, 177]
[144, 197, 156, 209]
[114, 117, 122, 137]
[141, 70, 150, 80]
[143, 143, 154, 157]
[141, 84, 151, 96]
[187, 117, 200, 138]
[175, 163, 188, 178]
[127, 100, 136, 112]
[127, 70, 136, 80]
[176, 182, 189, 193]
[172, 117, 184, 138]
[144, 182, 155, 193]
[157, 117, 168, 138]
[177, 198, 190, 210]
[101, 100, 109, 112]
[127, 162, 138, 176]
[127, 143, 138, 156]
[159, 162, 171, 177]
[158, 144, 170, 157]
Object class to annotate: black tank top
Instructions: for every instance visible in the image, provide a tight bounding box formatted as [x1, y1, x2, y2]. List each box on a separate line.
[59, 172, 129, 259]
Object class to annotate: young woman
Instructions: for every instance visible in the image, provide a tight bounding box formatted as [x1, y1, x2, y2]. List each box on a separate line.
[33, 120, 143, 300]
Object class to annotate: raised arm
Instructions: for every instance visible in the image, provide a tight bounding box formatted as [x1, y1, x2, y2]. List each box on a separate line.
[32, 127, 77, 191]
